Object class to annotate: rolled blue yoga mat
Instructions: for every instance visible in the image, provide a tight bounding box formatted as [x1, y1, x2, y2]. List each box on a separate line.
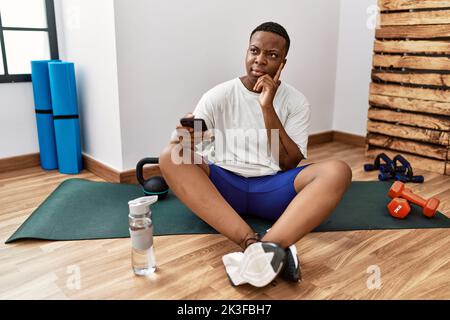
[48, 62, 83, 174]
[35, 113, 57, 169]
[31, 60, 61, 170]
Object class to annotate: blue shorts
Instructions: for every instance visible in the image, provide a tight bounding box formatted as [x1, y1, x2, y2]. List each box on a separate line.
[208, 163, 310, 221]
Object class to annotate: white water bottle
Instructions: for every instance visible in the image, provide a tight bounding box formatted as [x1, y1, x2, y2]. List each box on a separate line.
[128, 196, 158, 276]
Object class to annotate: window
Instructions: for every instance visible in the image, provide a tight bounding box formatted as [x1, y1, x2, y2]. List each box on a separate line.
[0, 0, 58, 83]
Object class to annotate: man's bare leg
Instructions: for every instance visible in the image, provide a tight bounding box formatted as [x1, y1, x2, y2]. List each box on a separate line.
[261, 160, 352, 248]
[159, 143, 257, 249]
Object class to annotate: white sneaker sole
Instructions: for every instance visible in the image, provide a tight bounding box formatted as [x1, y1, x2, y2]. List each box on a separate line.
[223, 242, 286, 288]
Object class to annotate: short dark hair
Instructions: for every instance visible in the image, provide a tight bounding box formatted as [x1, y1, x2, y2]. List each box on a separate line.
[250, 22, 290, 56]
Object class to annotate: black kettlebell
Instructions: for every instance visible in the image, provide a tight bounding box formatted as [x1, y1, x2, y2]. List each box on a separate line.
[136, 157, 169, 200]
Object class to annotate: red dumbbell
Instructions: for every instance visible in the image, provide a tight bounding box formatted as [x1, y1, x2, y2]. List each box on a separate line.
[387, 198, 411, 219]
[388, 181, 440, 218]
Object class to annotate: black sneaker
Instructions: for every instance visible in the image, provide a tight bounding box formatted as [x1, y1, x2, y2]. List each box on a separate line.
[258, 230, 302, 282]
[281, 243, 301, 282]
[222, 241, 286, 288]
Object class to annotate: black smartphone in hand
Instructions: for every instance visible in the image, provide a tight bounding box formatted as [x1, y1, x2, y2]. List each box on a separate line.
[180, 118, 208, 132]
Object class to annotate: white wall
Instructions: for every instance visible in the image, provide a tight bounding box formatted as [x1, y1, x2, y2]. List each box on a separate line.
[0, 83, 37, 158]
[113, 0, 341, 170]
[333, 0, 377, 135]
[54, 0, 124, 170]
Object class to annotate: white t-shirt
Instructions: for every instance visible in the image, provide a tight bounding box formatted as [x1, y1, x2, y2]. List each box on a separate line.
[191, 77, 310, 177]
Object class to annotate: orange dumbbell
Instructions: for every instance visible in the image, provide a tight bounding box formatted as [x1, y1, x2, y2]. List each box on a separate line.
[388, 181, 440, 218]
[387, 198, 411, 219]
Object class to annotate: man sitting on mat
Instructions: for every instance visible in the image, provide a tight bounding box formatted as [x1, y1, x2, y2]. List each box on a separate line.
[159, 22, 352, 287]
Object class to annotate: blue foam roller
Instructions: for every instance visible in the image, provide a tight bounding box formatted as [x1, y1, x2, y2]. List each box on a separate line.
[31, 60, 61, 110]
[31, 60, 61, 170]
[53, 118, 83, 174]
[48, 62, 83, 174]
[35, 114, 58, 170]
[48, 62, 79, 116]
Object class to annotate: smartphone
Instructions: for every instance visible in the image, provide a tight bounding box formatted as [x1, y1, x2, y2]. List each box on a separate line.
[180, 118, 208, 132]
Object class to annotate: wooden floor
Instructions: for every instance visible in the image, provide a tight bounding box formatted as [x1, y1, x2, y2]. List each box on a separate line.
[0, 141, 449, 300]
